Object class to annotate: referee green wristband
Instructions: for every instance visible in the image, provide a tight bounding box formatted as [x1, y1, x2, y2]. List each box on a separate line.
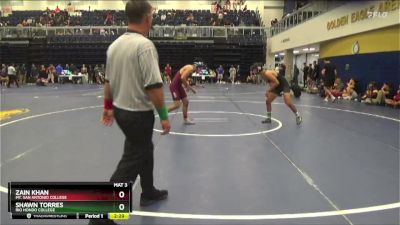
[157, 107, 168, 120]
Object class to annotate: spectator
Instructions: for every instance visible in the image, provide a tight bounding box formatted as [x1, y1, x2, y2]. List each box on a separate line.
[370, 82, 391, 105]
[88, 65, 94, 84]
[164, 63, 172, 84]
[0, 64, 8, 86]
[104, 11, 114, 25]
[216, 65, 224, 83]
[7, 64, 19, 88]
[94, 64, 101, 84]
[385, 86, 400, 107]
[81, 64, 88, 83]
[330, 77, 343, 97]
[56, 64, 63, 76]
[30, 63, 38, 79]
[308, 63, 313, 80]
[161, 13, 166, 23]
[38, 65, 47, 80]
[70, 63, 78, 74]
[47, 64, 56, 83]
[225, 0, 231, 10]
[55, 5, 61, 14]
[342, 78, 358, 100]
[229, 65, 236, 84]
[321, 58, 337, 102]
[246, 69, 257, 84]
[18, 64, 27, 85]
[293, 64, 299, 86]
[96, 64, 106, 84]
[209, 69, 216, 83]
[186, 13, 195, 24]
[236, 65, 241, 84]
[312, 61, 320, 81]
[361, 81, 378, 103]
[302, 62, 309, 88]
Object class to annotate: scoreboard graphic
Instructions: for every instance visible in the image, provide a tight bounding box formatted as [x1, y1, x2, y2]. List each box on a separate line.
[8, 182, 132, 220]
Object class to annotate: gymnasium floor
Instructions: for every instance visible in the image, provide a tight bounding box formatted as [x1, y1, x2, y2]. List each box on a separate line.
[1, 83, 399, 225]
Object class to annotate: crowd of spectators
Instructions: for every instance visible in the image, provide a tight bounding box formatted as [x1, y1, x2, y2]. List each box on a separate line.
[161, 63, 242, 85]
[2, 60, 398, 108]
[297, 61, 399, 108]
[0, 63, 106, 87]
[1, 2, 261, 28]
[0, 7, 83, 27]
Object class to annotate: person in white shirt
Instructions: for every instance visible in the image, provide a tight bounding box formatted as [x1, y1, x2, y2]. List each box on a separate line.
[92, 1, 171, 225]
[7, 64, 19, 88]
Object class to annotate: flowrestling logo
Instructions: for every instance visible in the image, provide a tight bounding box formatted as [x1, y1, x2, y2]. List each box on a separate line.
[367, 11, 389, 18]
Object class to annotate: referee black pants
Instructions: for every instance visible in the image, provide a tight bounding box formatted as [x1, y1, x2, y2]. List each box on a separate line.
[110, 107, 155, 194]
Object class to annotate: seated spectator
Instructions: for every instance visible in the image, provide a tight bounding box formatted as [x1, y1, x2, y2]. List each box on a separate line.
[331, 77, 344, 97]
[104, 11, 114, 25]
[186, 13, 194, 23]
[342, 78, 358, 100]
[361, 81, 378, 103]
[306, 80, 319, 94]
[385, 86, 400, 107]
[55, 5, 61, 14]
[209, 69, 216, 83]
[70, 63, 78, 74]
[225, 0, 231, 10]
[370, 82, 391, 105]
[37, 65, 48, 86]
[161, 13, 166, 23]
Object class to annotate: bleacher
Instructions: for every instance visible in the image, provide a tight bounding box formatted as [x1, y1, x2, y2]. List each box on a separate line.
[1, 9, 261, 27]
[0, 6, 265, 76]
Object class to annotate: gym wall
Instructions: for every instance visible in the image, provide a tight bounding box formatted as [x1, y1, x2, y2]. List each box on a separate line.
[320, 25, 400, 93]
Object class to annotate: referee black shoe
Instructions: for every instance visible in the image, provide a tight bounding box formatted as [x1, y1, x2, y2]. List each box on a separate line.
[140, 189, 168, 206]
[261, 118, 272, 124]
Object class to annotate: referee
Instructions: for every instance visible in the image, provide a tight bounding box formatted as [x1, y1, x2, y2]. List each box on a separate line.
[91, 1, 170, 224]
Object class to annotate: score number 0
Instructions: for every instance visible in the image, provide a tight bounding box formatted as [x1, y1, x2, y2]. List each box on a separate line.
[118, 191, 125, 211]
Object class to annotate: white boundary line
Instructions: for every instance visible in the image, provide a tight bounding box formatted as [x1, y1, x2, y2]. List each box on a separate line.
[188, 100, 400, 123]
[0, 101, 399, 220]
[154, 111, 282, 137]
[0, 144, 43, 167]
[130, 202, 400, 219]
[0, 105, 101, 127]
